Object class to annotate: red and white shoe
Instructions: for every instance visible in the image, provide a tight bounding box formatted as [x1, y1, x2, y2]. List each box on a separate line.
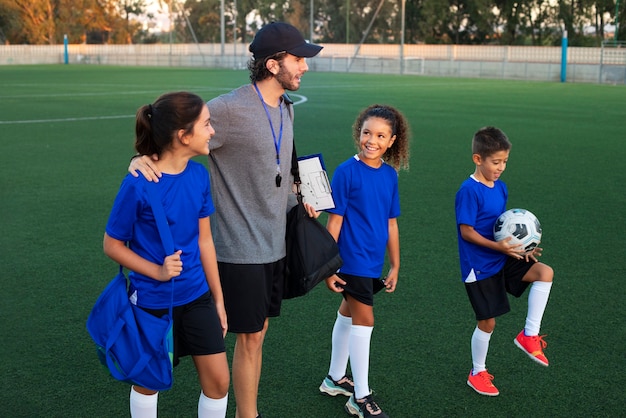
[467, 370, 499, 396]
[514, 330, 549, 366]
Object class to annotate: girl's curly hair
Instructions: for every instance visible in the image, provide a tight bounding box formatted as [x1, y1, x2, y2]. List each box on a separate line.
[352, 104, 411, 171]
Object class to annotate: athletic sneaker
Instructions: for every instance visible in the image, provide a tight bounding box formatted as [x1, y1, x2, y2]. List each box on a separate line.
[514, 330, 549, 366]
[319, 375, 354, 397]
[467, 370, 499, 396]
[345, 394, 389, 418]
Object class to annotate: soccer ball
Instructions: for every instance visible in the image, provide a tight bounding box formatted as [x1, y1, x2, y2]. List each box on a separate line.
[493, 208, 542, 254]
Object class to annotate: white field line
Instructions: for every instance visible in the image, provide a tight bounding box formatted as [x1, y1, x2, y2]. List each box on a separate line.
[0, 93, 307, 125]
[0, 114, 134, 124]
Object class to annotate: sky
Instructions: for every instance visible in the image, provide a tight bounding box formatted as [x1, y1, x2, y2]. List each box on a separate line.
[142, 0, 171, 32]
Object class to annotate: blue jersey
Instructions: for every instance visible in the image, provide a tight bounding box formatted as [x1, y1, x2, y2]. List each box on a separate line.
[328, 155, 400, 278]
[455, 175, 508, 283]
[106, 161, 214, 309]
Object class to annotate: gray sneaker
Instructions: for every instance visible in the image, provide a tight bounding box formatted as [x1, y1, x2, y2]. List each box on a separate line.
[345, 394, 389, 418]
[319, 375, 354, 397]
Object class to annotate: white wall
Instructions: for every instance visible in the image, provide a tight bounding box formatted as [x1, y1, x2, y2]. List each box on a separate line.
[1, 43, 624, 84]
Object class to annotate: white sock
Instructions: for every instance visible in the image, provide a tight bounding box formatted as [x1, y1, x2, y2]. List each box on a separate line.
[130, 387, 158, 418]
[471, 327, 492, 375]
[349, 325, 374, 399]
[198, 392, 228, 418]
[525, 281, 553, 336]
[328, 312, 352, 381]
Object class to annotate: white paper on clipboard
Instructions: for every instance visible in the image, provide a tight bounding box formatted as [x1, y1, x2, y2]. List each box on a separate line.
[297, 154, 335, 211]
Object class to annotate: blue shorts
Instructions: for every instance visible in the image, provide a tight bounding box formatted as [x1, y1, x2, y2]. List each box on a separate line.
[140, 291, 225, 366]
[464, 257, 534, 321]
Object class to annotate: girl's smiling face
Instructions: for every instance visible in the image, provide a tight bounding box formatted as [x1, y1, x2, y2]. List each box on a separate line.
[357, 116, 396, 168]
[185, 105, 214, 156]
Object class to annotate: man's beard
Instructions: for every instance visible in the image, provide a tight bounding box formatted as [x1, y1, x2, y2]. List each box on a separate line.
[275, 63, 299, 91]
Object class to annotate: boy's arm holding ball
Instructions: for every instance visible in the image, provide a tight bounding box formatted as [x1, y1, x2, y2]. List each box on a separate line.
[459, 224, 525, 260]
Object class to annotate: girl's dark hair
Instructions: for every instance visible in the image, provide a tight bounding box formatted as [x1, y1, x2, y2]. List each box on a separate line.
[247, 51, 287, 83]
[352, 104, 411, 171]
[472, 126, 511, 158]
[135, 91, 205, 156]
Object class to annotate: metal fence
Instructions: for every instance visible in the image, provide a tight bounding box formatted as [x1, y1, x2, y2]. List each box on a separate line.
[600, 41, 626, 84]
[1, 43, 625, 84]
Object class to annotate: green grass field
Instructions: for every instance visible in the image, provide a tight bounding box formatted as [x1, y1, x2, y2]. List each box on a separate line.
[1, 65, 624, 417]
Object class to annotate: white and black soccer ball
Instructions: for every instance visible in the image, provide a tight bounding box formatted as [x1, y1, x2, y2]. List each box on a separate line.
[493, 208, 542, 254]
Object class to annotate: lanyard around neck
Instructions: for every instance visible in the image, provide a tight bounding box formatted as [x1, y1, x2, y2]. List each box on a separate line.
[253, 83, 283, 187]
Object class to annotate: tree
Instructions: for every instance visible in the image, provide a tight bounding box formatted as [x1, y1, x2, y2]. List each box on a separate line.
[2, 0, 56, 44]
[117, 0, 148, 43]
[404, 0, 428, 44]
[493, 0, 560, 46]
[0, 0, 620, 46]
[171, 0, 221, 43]
[419, 0, 496, 44]
[315, 0, 399, 43]
[54, 0, 114, 44]
[0, 0, 22, 43]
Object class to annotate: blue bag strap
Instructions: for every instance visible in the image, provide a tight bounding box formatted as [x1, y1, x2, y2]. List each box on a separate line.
[144, 182, 175, 314]
[145, 184, 175, 255]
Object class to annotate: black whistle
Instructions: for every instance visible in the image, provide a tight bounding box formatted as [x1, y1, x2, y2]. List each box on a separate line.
[275, 173, 282, 187]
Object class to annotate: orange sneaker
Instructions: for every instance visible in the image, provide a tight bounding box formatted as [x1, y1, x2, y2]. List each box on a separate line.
[467, 370, 499, 396]
[514, 330, 549, 366]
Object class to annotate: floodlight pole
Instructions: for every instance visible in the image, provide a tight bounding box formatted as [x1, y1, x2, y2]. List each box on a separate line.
[233, 0, 237, 58]
[310, 0, 314, 42]
[346, 0, 350, 43]
[400, 0, 405, 74]
[220, 0, 225, 55]
[560, 30, 568, 83]
[615, 0, 621, 42]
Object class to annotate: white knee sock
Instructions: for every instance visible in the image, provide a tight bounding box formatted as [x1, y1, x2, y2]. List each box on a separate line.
[130, 387, 158, 418]
[328, 312, 352, 381]
[525, 281, 553, 336]
[198, 392, 228, 418]
[349, 325, 374, 399]
[471, 327, 492, 374]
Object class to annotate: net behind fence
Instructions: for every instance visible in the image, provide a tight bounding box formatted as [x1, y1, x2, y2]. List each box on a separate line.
[600, 41, 626, 84]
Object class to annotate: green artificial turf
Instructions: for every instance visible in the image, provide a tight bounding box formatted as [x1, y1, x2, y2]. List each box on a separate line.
[1, 65, 624, 417]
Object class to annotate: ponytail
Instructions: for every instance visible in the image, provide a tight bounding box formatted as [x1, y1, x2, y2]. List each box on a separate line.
[133, 92, 205, 157]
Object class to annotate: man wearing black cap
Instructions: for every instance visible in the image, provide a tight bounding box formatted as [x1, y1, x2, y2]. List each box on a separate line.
[208, 22, 323, 418]
[129, 22, 323, 418]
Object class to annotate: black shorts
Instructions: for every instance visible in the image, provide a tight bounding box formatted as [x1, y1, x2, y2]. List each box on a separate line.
[339, 273, 384, 307]
[218, 259, 285, 333]
[465, 257, 534, 321]
[140, 291, 225, 366]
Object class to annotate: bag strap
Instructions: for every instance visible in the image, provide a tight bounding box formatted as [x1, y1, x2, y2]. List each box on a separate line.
[146, 184, 175, 255]
[144, 183, 175, 313]
[290, 139, 304, 205]
[290, 143, 300, 185]
[285, 93, 303, 205]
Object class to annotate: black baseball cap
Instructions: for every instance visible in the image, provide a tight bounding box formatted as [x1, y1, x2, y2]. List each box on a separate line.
[249, 22, 323, 60]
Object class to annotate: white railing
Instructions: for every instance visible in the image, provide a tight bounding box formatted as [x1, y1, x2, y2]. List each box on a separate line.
[1, 43, 624, 84]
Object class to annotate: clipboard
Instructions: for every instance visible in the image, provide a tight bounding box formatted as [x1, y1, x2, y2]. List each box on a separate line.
[297, 154, 335, 211]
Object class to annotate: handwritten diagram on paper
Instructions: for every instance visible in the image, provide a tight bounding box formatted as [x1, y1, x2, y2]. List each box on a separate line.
[297, 154, 335, 211]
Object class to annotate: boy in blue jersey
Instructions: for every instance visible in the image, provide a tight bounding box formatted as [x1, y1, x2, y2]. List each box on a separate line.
[320, 105, 410, 418]
[455, 126, 554, 397]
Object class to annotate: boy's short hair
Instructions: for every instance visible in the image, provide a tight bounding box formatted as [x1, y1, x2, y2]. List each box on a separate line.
[472, 126, 511, 158]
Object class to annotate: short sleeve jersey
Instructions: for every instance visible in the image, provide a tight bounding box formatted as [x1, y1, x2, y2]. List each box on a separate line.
[206, 85, 294, 264]
[328, 155, 400, 278]
[105, 161, 214, 309]
[455, 175, 507, 283]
